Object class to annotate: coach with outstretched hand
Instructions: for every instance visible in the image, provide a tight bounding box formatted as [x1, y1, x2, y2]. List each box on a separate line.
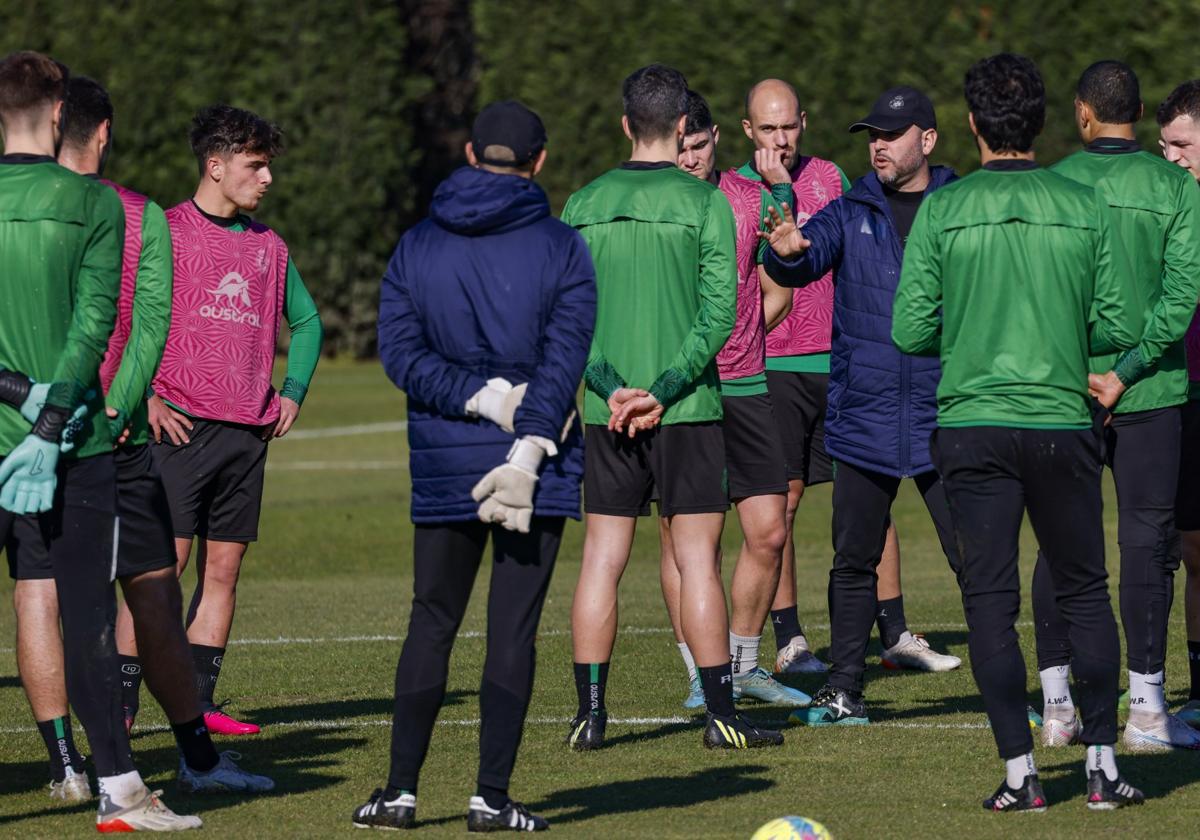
[359, 101, 594, 833]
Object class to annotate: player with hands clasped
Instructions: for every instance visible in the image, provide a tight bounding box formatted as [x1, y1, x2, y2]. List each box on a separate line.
[362, 100, 594, 833]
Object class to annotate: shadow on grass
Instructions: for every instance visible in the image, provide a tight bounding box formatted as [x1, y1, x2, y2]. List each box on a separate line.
[1037, 749, 1200, 804]
[413, 763, 776, 828]
[247, 689, 474, 726]
[0, 726, 364, 826]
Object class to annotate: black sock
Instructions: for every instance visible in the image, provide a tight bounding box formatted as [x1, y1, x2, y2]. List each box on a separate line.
[770, 607, 804, 652]
[37, 716, 84, 782]
[190, 644, 225, 708]
[477, 783, 509, 810]
[1189, 641, 1200, 701]
[698, 663, 735, 717]
[573, 662, 608, 717]
[118, 654, 143, 720]
[876, 596, 908, 650]
[383, 784, 415, 801]
[172, 716, 220, 773]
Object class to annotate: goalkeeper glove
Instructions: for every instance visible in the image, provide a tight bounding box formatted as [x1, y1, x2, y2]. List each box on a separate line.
[0, 370, 89, 453]
[0, 405, 71, 514]
[466, 377, 528, 434]
[471, 436, 551, 533]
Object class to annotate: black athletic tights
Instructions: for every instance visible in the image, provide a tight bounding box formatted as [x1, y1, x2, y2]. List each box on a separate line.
[827, 461, 961, 695]
[388, 518, 562, 792]
[1033, 407, 1181, 675]
[932, 426, 1120, 759]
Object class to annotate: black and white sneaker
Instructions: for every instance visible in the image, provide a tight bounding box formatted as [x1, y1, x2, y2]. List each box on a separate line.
[466, 796, 548, 832]
[351, 788, 416, 830]
[794, 684, 869, 726]
[566, 709, 606, 750]
[703, 711, 784, 749]
[982, 775, 1048, 812]
[1086, 771, 1144, 810]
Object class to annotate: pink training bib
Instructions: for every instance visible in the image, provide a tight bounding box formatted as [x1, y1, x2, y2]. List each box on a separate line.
[716, 170, 770, 381]
[98, 180, 147, 394]
[765, 156, 843, 359]
[153, 201, 288, 425]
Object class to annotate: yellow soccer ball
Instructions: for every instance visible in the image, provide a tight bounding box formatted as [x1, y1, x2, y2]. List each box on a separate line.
[750, 816, 833, 840]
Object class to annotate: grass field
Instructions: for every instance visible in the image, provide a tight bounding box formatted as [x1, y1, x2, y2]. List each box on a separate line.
[2, 357, 1200, 838]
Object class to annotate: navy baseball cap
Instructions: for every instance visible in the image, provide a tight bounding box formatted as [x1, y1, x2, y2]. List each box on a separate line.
[849, 86, 937, 133]
[471, 100, 547, 166]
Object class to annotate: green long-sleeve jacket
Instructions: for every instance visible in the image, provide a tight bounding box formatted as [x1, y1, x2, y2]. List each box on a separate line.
[0, 156, 122, 458]
[1051, 140, 1200, 413]
[892, 163, 1142, 429]
[562, 164, 736, 425]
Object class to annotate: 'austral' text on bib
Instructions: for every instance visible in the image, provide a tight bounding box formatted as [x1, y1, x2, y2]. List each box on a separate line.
[153, 201, 288, 425]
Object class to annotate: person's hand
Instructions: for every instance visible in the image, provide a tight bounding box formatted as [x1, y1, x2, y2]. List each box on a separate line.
[756, 202, 811, 260]
[0, 434, 59, 514]
[1088, 371, 1126, 411]
[106, 407, 131, 447]
[471, 438, 545, 533]
[607, 388, 649, 434]
[269, 397, 301, 439]
[754, 147, 791, 186]
[18, 382, 49, 425]
[148, 394, 193, 445]
[469, 378, 527, 434]
[612, 392, 664, 438]
[19, 381, 90, 453]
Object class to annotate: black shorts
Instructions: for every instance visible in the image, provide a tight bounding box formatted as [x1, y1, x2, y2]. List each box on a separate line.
[765, 369, 833, 485]
[114, 444, 177, 577]
[151, 419, 269, 543]
[584, 423, 728, 517]
[4, 453, 117, 581]
[722, 393, 788, 499]
[1177, 399, 1200, 531]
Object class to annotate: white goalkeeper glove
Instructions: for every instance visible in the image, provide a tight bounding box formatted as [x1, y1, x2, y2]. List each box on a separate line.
[465, 378, 528, 434]
[471, 436, 553, 533]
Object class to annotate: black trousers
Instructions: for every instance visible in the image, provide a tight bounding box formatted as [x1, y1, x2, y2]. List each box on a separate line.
[388, 517, 562, 792]
[932, 427, 1119, 758]
[1, 453, 133, 776]
[1033, 407, 1181, 675]
[827, 460, 961, 695]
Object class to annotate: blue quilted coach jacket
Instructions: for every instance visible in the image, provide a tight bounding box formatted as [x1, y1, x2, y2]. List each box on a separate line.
[764, 166, 957, 478]
[378, 166, 595, 523]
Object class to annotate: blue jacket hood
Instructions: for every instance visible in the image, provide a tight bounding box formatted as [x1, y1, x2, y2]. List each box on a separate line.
[846, 164, 958, 209]
[430, 166, 550, 235]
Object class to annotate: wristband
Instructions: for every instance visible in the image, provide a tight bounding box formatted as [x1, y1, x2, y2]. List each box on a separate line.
[1112, 347, 1148, 387]
[507, 437, 546, 474]
[0, 369, 32, 409]
[648, 368, 686, 407]
[280, 376, 308, 405]
[31, 405, 70, 444]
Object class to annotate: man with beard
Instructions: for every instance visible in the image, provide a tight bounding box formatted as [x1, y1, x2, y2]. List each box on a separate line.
[759, 85, 960, 727]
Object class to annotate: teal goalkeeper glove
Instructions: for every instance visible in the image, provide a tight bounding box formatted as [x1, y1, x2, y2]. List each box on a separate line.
[471, 437, 549, 533]
[0, 434, 59, 514]
[3, 375, 90, 453]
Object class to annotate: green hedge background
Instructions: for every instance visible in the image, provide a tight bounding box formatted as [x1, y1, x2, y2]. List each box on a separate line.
[4, 0, 1198, 354]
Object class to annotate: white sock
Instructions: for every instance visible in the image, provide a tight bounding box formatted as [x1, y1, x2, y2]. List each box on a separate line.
[1128, 670, 1166, 713]
[730, 633, 760, 676]
[1039, 665, 1074, 713]
[1085, 744, 1119, 782]
[98, 769, 145, 808]
[1005, 752, 1036, 788]
[677, 642, 697, 683]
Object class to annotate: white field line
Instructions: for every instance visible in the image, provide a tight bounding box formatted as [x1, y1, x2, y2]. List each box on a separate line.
[0, 622, 1026, 654]
[0, 716, 992, 736]
[283, 421, 407, 440]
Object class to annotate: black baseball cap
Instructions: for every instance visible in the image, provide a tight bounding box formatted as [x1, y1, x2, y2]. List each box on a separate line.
[849, 86, 937, 133]
[471, 100, 547, 166]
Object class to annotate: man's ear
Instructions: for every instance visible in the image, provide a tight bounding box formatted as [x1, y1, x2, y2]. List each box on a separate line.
[465, 141, 479, 167]
[531, 147, 547, 177]
[712, 124, 720, 146]
[922, 127, 938, 156]
[621, 114, 633, 142]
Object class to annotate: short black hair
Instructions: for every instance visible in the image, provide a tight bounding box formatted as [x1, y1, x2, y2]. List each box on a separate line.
[964, 53, 1045, 153]
[61, 75, 113, 150]
[1076, 60, 1141, 124]
[189, 104, 283, 175]
[684, 89, 714, 136]
[1158, 80, 1200, 127]
[622, 64, 689, 142]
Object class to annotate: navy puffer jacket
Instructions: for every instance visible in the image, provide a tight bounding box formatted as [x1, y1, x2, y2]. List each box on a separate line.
[378, 166, 596, 522]
[764, 166, 957, 477]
